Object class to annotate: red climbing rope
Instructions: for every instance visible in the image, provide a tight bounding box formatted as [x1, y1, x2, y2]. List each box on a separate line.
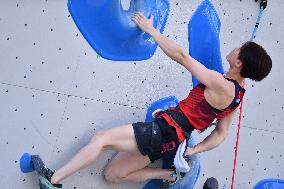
[231, 80, 245, 189]
[230, 2, 266, 188]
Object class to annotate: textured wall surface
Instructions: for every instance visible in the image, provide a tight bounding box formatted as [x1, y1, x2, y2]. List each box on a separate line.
[0, 0, 283, 188]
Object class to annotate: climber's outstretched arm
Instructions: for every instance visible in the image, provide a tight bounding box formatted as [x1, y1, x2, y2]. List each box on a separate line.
[132, 12, 227, 90]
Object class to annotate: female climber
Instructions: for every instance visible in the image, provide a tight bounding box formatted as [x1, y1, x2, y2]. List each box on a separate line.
[32, 12, 272, 188]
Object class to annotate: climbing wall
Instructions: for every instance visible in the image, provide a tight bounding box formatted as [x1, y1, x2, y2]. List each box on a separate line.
[0, 0, 283, 188]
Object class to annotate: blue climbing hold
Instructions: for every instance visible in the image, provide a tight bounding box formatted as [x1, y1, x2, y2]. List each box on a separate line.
[188, 0, 224, 87]
[145, 96, 178, 122]
[143, 135, 200, 189]
[20, 153, 35, 173]
[253, 179, 284, 189]
[68, 0, 170, 61]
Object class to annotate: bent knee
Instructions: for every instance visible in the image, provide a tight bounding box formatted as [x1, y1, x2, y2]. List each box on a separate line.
[104, 169, 123, 184]
[104, 165, 127, 184]
[90, 130, 107, 143]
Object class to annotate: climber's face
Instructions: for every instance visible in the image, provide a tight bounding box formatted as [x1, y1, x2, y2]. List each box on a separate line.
[226, 48, 242, 69]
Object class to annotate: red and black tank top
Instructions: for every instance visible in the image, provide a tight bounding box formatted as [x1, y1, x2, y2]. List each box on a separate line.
[159, 78, 246, 142]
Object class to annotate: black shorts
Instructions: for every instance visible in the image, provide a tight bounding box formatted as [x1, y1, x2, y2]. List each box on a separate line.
[132, 118, 180, 163]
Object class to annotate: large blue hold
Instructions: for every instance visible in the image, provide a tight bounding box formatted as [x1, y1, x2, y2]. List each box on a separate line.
[188, 0, 224, 87]
[253, 179, 284, 189]
[145, 96, 178, 122]
[68, 0, 170, 61]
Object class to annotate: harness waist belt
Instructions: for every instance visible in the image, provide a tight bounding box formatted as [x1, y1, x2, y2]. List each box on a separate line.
[165, 109, 194, 136]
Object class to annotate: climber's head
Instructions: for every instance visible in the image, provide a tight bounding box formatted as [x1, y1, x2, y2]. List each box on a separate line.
[226, 41, 272, 81]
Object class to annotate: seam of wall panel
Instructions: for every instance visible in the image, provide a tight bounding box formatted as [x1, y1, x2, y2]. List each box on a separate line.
[0, 82, 146, 110]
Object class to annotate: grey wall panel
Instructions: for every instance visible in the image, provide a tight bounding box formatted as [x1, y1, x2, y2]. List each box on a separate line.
[0, 0, 85, 93]
[235, 127, 284, 188]
[0, 83, 68, 187]
[0, 0, 283, 189]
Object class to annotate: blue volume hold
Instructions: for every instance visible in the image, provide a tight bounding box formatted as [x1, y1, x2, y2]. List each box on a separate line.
[188, 0, 224, 87]
[253, 179, 284, 189]
[68, 0, 170, 61]
[145, 96, 178, 122]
